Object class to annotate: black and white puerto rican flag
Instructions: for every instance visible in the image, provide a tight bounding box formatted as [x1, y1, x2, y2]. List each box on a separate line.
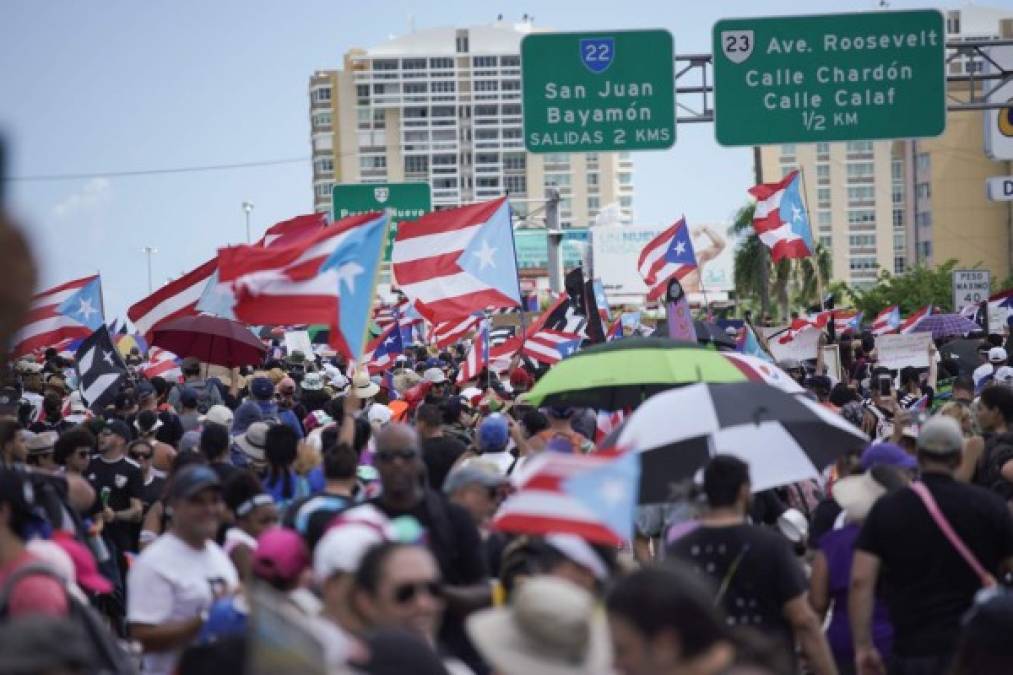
[74, 326, 128, 412]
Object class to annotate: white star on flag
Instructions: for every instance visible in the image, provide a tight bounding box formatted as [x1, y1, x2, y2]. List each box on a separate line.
[791, 204, 803, 223]
[77, 297, 97, 321]
[599, 478, 628, 506]
[472, 239, 496, 270]
[673, 240, 686, 256]
[334, 261, 365, 293]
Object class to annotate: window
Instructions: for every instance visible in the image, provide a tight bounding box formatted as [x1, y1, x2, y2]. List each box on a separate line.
[475, 153, 499, 164]
[916, 153, 931, 173]
[894, 257, 906, 274]
[781, 164, 798, 177]
[432, 81, 455, 93]
[893, 209, 904, 227]
[915, 183, 931, 199]
[473, 56, 496, 68]
[891, 160, 903, 180]
[545, 174, 571, 188]
[432, 129, 456, 141]
[618, 172, 633, 185]
[455, 32, 469, 53]
[846, 140, 873, 154]
[312, 112, 332, 127]
[311, 87, 331, 103]
[915, 212, 933, 227]
[820, 235, 832, 248]
[402, 58, 426, 70]
[817, 188, 831, 208]
[619, 196, 633, 208]
[403, 107, 428, 119]
[356, 84, 369, 99]
[404, 156, 428, 173]
[847, 210, 876, 225]
[849, 234, 876, 248]
[849, 257, 879, 271]
[588, 196, 600, 211]
[475, 128, 499, 140]
[816, 164, 830, 182]
[432, 154, 456, 166]
[476, 176, 500, 189]
[816, 143, 830, 158]
[587, 172, 599, 186]
[359, 156, 386, 170]
[431, 106, 455, 118]
[502, 128, 521, 139]
[893, 233, 905, 250]
[502, 79, 520, 91]
[917, 241, 932, 259]
[847, 162, 875, 179]
[314, 158, 333, 173]
[430, 57, 453, 69]
[505, 175, 526, 194]
[780, 144, 797, 159]
[433, 177, 458, 189]
[475, 80, 499, 91]
[847, 186, 875, 205]
[314, 182, 333, 198]
[501, 55, 520, 67]
[946, 12, 960, 35]
[503, 154, 525, 171]
[403, 82, 427, 94]
[818, 211, 832, 228]
[892, 185, 904, 205]
[372, 59, 398, 71]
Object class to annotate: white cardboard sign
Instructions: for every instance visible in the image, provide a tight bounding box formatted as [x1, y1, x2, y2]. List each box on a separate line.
[875, 333, 932, 370]
[283, 330, 313, 358]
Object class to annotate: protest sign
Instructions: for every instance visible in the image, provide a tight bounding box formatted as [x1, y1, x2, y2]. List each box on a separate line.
[875, 333, 933, 370]
[822, 344, 842, 382]
[768, 327, 821, 362]
[284, 330, 313, 358]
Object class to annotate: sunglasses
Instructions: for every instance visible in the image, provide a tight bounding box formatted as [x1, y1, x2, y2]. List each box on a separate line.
[376, 448, 418, 463]
[130, 452, 153, 461]
[393, 580, 442, 605]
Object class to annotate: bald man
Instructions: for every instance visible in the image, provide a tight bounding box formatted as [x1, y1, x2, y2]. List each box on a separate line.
[369, 423, 490, 671]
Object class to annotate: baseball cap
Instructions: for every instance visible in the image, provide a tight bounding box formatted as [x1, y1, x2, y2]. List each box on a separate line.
[201, 404, 234, 429]
[917, 415, 964, 455]
[989, 347, 1008, 363]
[443, 461, 507, 495]
[179, 387, 199, 409]
[250, 377, 275, 400]
[313, 504, 392, 581]
[50, 532, 114, 595]
[859, 442, 917, 471]
[423, 367, 447, 384]
[253, 527, 310, 586]
[168, 464, 221, 501]
[478, 413, 509, 452]
[367, 403, 393, 427]
[103, 419, 132, 443]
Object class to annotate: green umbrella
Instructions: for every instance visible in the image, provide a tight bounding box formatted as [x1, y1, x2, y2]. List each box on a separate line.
[524, 337, 747, 410]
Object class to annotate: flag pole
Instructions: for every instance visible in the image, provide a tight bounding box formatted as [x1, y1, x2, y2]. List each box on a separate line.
[507, 200, 528, 339]
[358, 212, 394, 364]
[796, 167, 825, 310]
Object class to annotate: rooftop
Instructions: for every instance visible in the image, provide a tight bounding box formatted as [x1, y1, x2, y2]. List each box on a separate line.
[361, 20, 545, 57]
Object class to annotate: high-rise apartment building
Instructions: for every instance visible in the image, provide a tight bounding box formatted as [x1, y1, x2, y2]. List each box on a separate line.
[309, 20, 634, 228]
[759, 5, 1013, 289]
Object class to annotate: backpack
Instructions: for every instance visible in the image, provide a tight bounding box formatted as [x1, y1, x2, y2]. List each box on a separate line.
[188, 381, 215, 415]
[0, 563, 137, 674]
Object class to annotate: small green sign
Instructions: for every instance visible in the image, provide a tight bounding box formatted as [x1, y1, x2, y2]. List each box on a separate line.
[521, 30, 675, 153]
[514, 229, 588, 269]
[713, 10, 945, 145]
[332, 182, 432, 261]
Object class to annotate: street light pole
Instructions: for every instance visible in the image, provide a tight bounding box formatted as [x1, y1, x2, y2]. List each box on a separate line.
[242, 201, 254, 243]
[142, 246, 157, 293]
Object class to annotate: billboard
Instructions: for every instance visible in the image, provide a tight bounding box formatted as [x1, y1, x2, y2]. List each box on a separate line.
[590, 224, 735, 304]
[514, 229, 589, 270]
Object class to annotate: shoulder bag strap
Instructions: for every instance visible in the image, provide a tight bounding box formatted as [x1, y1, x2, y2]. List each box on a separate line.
[909, 481, 997, 588]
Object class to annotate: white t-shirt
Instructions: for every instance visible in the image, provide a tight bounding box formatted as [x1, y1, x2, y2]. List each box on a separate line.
[127, 532, 239, 675]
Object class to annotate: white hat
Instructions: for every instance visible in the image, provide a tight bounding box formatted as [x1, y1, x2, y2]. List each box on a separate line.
[833, 472, 887, 522]
[351, 372, 379, 399]
[423, 367, 447, 384]
[777, 508, 809, 544]
[545, 534, 608, 582]
[989, 347, 1008, 363]
[367, 403, 392, 427]
[236, 421, 269, 462]
[301, 372, 324, 391]
[313, 504, 392, 582]
[467, 576, 613, 675]
[200, 404, 234, 429]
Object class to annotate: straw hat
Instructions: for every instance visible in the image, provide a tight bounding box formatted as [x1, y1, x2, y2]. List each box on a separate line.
[351, 371, 379, 399]
[833, 472, 887, 523]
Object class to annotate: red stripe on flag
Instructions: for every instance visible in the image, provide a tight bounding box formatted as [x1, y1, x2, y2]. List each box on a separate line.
[394, 197, 506, 240]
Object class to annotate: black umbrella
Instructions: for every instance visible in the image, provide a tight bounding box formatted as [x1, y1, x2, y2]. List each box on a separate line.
[939, 338, 986, 377]
[617, 382, 868, 503]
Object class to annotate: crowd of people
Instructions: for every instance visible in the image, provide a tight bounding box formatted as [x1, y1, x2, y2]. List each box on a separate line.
[0, 320, 1012, 675]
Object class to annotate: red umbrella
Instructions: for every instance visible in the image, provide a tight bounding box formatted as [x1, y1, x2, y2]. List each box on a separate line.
[150, 315, 266, 368]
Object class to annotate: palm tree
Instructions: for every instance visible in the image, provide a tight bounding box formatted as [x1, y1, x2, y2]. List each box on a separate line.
[729, 202, 832, 321]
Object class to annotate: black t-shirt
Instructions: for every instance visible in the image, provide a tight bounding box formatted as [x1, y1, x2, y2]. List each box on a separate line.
[86, 455, 144, 554]
[809, 497, 842, 549]
[141, 474, 166, 510]
[668, 523, 807, 650]
[283, 490, 354, 550]
[856, 473, 1013, 657]
[422, 436, 466, 491]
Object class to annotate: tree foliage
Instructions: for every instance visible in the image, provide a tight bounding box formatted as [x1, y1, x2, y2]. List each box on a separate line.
[844, 259, 961, 316]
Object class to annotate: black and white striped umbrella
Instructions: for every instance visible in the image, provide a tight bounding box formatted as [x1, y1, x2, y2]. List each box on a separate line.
[616, 382, 868, 503]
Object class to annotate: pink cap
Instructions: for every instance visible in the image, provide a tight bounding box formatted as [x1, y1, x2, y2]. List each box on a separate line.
[51, 532, 114, 595]
[253, 527, 309, 585]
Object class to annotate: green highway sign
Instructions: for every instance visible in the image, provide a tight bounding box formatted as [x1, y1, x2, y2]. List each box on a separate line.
[712, 10, 945, 145]
[521, 30, 675, 152]
[332, 182, 431, 261]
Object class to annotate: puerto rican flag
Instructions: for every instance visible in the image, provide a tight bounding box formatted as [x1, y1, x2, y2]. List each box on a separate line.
[431, 314, 481, 349]
[456, 322, 490, 384]
[834, 310, 864, 335]
[256, 213, 327, 249]
[364, 321, 404, 374]
[392, 197, 521, 324]
[11, 275, 105, 357]
[216, 212, 389, 359]
[748, 170, 814, 262]
[637, 217, 697, 302]
[606, 317, 623, 341]
[142, 347, 181, 381]
[492, 450, 640, 546]
[871, 306, 901, 336]
[595, 410, 625, 445]
[522, 330, 582, 365]
[129, 258, 217, 339]
[899, 305, 933, 334]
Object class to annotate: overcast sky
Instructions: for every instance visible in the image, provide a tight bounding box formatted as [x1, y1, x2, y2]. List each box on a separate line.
[0, 0, 944, 320]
